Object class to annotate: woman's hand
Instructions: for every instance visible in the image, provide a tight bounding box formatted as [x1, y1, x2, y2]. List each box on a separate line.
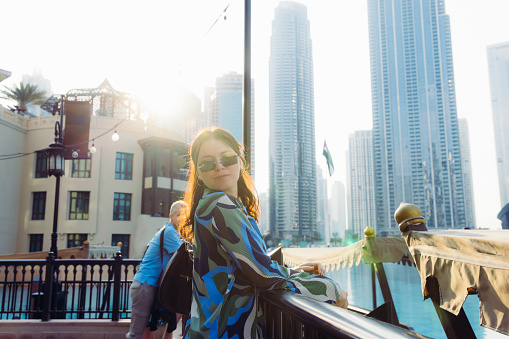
[294, 262, 325, 276]
[333, 288, 349, 309]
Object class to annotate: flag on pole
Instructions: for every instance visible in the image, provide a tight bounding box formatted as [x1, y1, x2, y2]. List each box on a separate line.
[323, 140, 334, 176]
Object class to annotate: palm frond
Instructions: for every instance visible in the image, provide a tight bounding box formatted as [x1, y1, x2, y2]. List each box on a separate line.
[0, 81, 49, 110]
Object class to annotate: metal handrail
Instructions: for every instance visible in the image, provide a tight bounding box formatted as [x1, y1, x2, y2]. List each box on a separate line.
[259, 290, 428, 338]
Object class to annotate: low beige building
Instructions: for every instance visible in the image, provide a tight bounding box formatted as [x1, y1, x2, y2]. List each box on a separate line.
[0, 84, 189, 258]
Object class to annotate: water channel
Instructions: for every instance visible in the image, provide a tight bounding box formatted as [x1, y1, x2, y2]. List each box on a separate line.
[326, 262, 506, 338]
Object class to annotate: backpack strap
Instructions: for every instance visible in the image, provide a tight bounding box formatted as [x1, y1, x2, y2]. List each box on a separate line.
[142, 226, 166, 261]
[159, 227, 165, 265]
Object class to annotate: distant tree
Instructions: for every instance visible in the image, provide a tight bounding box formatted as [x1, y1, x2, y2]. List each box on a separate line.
[0, 81, 48, 111]
[313, 231, 322, 242]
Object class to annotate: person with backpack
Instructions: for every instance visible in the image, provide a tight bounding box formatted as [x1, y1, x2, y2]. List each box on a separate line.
[126, 200, 188, 339]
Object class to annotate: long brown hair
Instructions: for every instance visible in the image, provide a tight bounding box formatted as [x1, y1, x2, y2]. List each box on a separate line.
[182, 127, 260, 242]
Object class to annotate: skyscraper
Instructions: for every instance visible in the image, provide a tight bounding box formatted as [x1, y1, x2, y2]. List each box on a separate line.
[269, 2, 316, 241]
[458, 119, 476, 228]
[169, 87, 202, 145]
[205, 71, 255, 176]
[487, 42, 509, 207]
[368, 0, 465, 234]
[316, 166, 329, 243]
[330, 181, 347, 238]
[347, 130, 376, 236]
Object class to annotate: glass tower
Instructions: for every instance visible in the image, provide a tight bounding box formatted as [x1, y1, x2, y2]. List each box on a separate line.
[368, 0, 465, 233]
[458, 118, 476, 228]
[269, 2, 317, 241]
[206, 71, 255, 177]
[348, 130, 376, 236]
[487, 42, 509, 207]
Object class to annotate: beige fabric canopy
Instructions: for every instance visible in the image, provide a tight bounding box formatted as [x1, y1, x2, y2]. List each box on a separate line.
[401, 229, 509, 335]
[282, 237, 410, 272]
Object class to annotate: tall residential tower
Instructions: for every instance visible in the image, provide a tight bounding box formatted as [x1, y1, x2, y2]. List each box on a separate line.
[205, 71, 255, 177]
[347, 130, 376, 236]
[368, 0, 465, 234]
[269, 2, 317, 240]
[458, 119, 476, 228]
[487, 42, 509, 207]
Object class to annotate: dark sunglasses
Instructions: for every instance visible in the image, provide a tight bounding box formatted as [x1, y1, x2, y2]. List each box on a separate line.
[198, 155, 239, 172]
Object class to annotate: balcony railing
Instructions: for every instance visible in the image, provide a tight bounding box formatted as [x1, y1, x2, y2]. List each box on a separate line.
[0, 252, 139, 320]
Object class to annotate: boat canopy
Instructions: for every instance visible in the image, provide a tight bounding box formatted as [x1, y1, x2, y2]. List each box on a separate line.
[401, 229, 509, 336]
[282, 237, 410, 271]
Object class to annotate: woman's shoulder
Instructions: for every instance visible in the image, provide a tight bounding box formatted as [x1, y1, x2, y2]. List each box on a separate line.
[197, 191, 242, 215]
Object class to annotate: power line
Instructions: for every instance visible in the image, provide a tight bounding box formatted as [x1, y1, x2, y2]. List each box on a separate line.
[0, 152, 35, 160]
[0, 117, 127, 160]
[179, 0, 236, 74]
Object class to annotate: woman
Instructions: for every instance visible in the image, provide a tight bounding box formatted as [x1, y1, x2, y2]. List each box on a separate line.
[182, 127, 348, 338]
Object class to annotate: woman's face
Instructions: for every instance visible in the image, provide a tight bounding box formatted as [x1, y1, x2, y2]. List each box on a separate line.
[197, 137, 241, 197]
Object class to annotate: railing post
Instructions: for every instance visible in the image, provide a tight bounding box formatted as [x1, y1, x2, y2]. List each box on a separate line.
[373, 262, 399, 325]
[78, 264, 87, 319]
[41, 252, 55, 321]
[371, 263, 377, 310]
[111, 251, 122, 321]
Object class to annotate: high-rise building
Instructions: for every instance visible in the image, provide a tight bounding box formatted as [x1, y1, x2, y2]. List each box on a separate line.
[347, 131, 376, 236]
[316, 166, 328, 243]
[159, 86, 202, 145]
[269, 2, 317, 240]
[368, 0, 465, 234]
[487, 42, 509, 207]
[203, 86, 215, 127]
[330, 181, 347, 238]
[458, 119, 476, 228]
[206, 71, 255, 177]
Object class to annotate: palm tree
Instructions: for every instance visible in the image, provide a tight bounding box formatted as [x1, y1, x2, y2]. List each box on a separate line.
[0, 81, 48, 112]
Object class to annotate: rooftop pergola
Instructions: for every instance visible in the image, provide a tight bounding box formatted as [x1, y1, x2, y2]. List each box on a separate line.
[41, 79, 147, 121]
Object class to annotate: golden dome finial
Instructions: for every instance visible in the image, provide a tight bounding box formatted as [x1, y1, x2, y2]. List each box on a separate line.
[394, 202, 426, 232]
[364, 226, 376, 238]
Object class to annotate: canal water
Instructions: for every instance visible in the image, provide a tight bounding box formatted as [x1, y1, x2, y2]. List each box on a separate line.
[326, 262, 506, 339]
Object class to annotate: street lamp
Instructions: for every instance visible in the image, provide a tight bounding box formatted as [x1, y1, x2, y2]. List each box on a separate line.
[45, 106, 66, 258]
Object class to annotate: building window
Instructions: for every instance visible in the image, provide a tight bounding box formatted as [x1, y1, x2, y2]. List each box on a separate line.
[115, 152, 133, 180]
[29, 234, 44, 252]
[113, 193, 132, 221]
[32, 192, 46, 220]
[35, 151, 47, 178]
[71, 156, 92, 178]
[69, 191, 90, 220]
[67, 233, 88, 248]
[112, 234, 130, 258]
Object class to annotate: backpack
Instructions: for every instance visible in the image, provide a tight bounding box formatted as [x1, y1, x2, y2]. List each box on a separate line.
[143, 227, 178, 331]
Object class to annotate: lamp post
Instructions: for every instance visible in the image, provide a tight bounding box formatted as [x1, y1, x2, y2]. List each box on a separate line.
[45, 99, 65, 258]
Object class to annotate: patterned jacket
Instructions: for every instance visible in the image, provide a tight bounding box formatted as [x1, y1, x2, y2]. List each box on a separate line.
[186, 189, 342, 338]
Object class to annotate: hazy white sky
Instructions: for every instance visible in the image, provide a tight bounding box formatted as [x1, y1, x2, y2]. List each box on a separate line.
[2, 0, 508, 229]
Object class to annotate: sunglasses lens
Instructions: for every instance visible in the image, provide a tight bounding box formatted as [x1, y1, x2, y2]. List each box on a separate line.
[200, 161, 216, 172]
[221, 155, 238, 167]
